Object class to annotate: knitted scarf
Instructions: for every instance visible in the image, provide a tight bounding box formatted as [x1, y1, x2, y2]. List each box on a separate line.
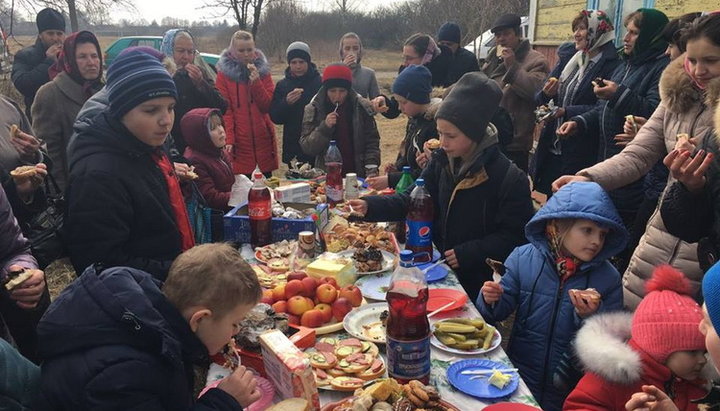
[546, 220, 582, 282]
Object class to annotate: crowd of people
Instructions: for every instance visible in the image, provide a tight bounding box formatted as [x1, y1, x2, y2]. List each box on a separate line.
[1, 4, 720, 410]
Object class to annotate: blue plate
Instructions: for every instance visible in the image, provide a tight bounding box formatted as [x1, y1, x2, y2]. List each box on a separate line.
[447, 359, 520, 399]
[417, 262, 449, 282]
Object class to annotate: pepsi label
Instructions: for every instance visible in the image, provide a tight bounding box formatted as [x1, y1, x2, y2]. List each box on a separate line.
[406, 220, 432, 247]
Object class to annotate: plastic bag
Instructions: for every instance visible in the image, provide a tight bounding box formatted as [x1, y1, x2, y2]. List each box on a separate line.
[228, 174, 253, 207]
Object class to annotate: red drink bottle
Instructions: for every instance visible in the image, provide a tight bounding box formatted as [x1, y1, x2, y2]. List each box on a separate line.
[325, 140, 343, 208]
[248, 171, 272, 247]
[405, 178, 433, 263]
[386, 250, 431, 384]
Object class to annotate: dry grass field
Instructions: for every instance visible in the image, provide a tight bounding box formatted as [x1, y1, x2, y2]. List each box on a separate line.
[2, 35, 409, 298]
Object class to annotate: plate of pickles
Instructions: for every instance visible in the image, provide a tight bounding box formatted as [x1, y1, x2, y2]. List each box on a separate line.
[430, 318, 501, 355]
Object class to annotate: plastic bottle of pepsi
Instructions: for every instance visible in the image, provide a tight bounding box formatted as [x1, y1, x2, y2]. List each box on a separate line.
[405, 178, 433, 263]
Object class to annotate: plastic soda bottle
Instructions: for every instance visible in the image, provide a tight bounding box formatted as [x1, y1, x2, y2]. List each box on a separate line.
[325, 140, 343, 207]
[394, 166, 414, 243]
[405, 178, 433, 263]
[248, 171, 272, 247]
[386, 250, 431, 384]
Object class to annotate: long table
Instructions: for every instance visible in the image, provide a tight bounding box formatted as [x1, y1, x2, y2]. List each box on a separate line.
[208, 245, 540, 410]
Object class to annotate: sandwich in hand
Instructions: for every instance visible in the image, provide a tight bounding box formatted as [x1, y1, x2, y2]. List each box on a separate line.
[4, 268, 34, 291]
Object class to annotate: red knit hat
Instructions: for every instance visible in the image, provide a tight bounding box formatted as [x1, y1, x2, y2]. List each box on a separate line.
[631, 265, 705, 363]
[322, 63, 352, 90]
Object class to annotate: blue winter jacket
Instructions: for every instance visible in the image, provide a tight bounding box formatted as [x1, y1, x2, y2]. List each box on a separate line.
[477, 181, 628, 411]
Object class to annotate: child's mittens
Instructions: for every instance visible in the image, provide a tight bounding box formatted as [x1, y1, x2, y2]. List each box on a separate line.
[482, 281, 504, 304]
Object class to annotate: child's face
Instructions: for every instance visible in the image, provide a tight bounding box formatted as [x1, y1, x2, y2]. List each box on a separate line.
[665, 350, 707, 381]
[561, 219, 608, 262]
[232, 39, 255, 65]
[122, 97, 175, 147]
[700, 304, 720, 369]
[192, 303, 255, 355]
[436, 118, 475, 160]
[394, 95, 424, 117]
[289, 57, 308, 77]
[327, 87, 348, 105]
[209, 118, 227, 148]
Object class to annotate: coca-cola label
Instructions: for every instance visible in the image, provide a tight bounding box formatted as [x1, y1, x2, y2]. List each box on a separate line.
[386, 335, 431, 380]
[406, 220, 432, 247]
[248, 202, 271, 220]
[326, 186, 344, 203]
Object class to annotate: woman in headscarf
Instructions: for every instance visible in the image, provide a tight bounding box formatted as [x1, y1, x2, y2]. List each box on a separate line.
[533, 10, 621, 196]
[31, 31, 103, 190]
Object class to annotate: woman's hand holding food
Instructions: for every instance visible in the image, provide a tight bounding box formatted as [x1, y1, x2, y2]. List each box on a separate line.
[346, 199, 368, 217]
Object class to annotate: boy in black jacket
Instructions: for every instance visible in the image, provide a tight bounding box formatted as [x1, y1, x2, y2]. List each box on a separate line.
[37, 243, 262, 410]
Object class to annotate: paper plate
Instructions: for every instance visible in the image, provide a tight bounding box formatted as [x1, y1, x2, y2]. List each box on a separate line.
[483, 403, 542, 411]
[447, 359, 520, 399]
[355, 273, 391, 301]
[430, 327, 501, 355]
[343, 302, 388, 343]
[417, 261, 449, 282]
[338, 250, 396, 275]
[427, 289, 468, 313]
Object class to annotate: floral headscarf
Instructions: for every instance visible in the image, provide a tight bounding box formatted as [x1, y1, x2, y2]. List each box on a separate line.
[546, 220, 582, 282]
[560, 10, 615, 81]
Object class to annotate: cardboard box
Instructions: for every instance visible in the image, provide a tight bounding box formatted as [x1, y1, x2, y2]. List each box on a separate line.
[224, 203, 328, 244]
[237, 325, 315, 378]
[259, 330, 320, 410]
[274, 183, 311, 203]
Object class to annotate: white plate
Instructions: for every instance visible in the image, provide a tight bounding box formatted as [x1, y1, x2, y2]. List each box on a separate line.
[338, 250, 396, 275]
[430, 327, 502, 355]
[355, 273, 391, 301]
[343, 302, 388, 344]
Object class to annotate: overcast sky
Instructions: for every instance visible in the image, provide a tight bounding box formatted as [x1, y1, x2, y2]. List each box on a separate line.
[110, 0, 401, 24]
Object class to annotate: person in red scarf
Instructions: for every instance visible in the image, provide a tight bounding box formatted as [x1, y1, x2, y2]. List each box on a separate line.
[63, 50, 193, 281]
[31, 30, 103, 190]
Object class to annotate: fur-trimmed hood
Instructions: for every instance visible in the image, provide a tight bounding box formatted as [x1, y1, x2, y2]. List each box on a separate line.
[576, 312, 720, 385]
[422, 97, 442, 121]
[216, 48, 271, 83]
[660, 54, 720, 114]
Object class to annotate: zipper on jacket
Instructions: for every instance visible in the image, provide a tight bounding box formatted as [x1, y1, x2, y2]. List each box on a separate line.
[246, 81, 259, 168]
[540, 274, 566, 402]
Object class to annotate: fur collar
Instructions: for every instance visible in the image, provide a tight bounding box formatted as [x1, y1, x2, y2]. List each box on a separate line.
[575, 312, 643, 384]
[660, 55, 720, 114]
[217, 48, 271, 82]
[423, 98, 442, 121]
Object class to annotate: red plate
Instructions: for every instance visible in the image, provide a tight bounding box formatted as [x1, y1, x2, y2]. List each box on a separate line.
[426, 288, 468, 313]
[483, 403, 542, 411]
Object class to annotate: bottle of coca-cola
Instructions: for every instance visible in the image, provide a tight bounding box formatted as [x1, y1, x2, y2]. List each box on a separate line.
[325, 140, 343, 208]
[405, 178, 433, 263]
[394, 166, 414, 243]
[386, 250, 431, 384]
[248, 171, 271, 247]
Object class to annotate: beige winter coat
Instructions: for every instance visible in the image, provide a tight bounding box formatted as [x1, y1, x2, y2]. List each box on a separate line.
[32, 72, 92, 191]
[576, 56, 720, 309]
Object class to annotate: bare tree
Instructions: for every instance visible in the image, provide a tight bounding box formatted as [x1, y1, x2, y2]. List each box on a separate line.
[202, 0, 273, 39]
[16, 0, 136, 32]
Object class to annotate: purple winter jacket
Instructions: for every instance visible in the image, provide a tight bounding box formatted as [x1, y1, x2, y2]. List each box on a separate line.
[0, 186, 37, 280]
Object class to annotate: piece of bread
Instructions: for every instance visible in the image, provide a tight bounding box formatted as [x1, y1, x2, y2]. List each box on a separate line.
[9, 124, 19, 139]
[9, 165, 37, 179]
[547, 77, 558, 85]
[266, 398, 311, 411]
[4, 269, 33, 291]
[426, 138, 441, 150]
[329, 376, 365, 391]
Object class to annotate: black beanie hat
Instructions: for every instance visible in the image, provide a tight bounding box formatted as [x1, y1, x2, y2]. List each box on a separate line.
[36, 8, 65, 33]
[436, 72, 502, 142]
[392, 65, 432, 104]
[437, 22, 461, 44]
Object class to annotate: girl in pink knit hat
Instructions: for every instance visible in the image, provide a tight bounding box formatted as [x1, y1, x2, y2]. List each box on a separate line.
[565, 265, 711, 410]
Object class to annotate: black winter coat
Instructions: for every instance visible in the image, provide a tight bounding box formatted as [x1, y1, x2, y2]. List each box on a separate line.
[11, 38, 54, 120]
[363, 144, 533, 299]
[270, 65, 322, 164]
[387, 100, 440, 188]
[37, 265, 242, 410]
[444, 47, 480, 86]
[64, 112, 184, 280]
[171, 71, 228, 155]
[534, 42, 621, 185]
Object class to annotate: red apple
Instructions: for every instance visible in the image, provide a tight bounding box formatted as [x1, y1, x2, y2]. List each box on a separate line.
[288, 295, 314, 316]
[272, 300, 288, 313]
[301, 309, 325, 328]
[339, 285, 363, 307]
[285, 280, 304, 299]
[287, 314, 301, 325]
[315, 303, 333, 323]
[272, 284, 286, 302]
[287, 271, 308, 282]
[316, 284, 338, 304]
[300, 276, 318, 297]
[332, 297, 353, 322]
[261, 289, 274, 304]
[318, 277, 339, 290]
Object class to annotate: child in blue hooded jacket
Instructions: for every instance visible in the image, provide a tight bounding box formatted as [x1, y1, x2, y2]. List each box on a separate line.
[478, 181, 628, 411]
